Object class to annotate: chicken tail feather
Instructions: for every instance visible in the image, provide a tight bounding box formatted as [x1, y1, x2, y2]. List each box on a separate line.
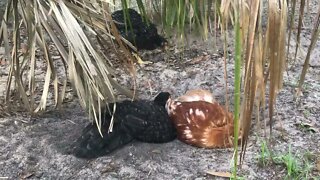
[71, 124, 133, 159]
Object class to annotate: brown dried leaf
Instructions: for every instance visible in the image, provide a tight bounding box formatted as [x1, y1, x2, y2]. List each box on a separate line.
[206, 170, 232, 178]
[0, 57, 6, 65]
[190, 55, 210, 64]
[239, 0, 261, 164]
[19, 172, 34, 179]
[297, 3, 320, 96]
[316, 157, 320, 171]
[266, 0, 287, 134]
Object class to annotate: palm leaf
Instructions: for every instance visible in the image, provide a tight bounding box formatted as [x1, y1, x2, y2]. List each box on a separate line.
[0, 0, 134, 135]
[296, 3, 320, 98]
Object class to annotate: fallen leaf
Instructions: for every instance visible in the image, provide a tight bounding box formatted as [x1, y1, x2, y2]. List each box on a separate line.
[206, 170, 232, 178]
[316, 158, 320, 172]
[0, 57, 6, 65]
[190, 55, 210, 64]
[21, 43, 28, 54]
[295, 88, 303, 97]
[19, 172, 34, 179]
[151, 149, 161, 154]
[294, 122, 319, 133]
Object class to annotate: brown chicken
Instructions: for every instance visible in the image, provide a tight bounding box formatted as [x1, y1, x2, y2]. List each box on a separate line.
[176, 89, 215, 103]
[166, 89, 236, 148]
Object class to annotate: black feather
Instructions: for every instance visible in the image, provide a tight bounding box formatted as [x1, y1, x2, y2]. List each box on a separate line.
[72, 92, 176, 159]
[111, 8, 167, 50]
[73, 120, 133, 159]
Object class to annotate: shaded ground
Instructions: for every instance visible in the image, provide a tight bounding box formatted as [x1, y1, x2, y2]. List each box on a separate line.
[1, 3, 320, 180]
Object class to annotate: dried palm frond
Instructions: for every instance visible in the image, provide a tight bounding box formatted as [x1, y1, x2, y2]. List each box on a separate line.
[237, 0, 287, 163]
[0, 0, 134, 135]
[293, 0, 306, 64]
[238, 0, 261, 165]
[296, 3, 320, 98]
[266, 0, 287, 134]
[286, 0, 297, 65]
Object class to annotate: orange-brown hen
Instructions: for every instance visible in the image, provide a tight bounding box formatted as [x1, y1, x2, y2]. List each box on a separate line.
[166, 89, 236, 148]
[176, 89, 215, 103]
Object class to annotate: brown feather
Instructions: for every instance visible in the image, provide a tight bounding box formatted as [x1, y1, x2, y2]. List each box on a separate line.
[167, 98, 235, 148]
[176, 89, 215, 103]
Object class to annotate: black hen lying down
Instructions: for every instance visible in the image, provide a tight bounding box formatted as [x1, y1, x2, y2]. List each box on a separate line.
[111, 8, 167, 50]
[72, 92, 176, 159]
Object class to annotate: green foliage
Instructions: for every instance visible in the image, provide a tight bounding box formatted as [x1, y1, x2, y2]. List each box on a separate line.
[257, 140, 271, 167]
[158, 0, 217, 41]
[273, 146, 301, 178]
[229, 175, 246, 180]
[232, 2, 241, 178]
[256, 141, 318, 179]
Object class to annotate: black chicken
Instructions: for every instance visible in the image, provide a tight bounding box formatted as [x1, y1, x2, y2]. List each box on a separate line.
[111, 8, 167, 64]
[111, 8, 167, 50]
[72, 92, 176, 159]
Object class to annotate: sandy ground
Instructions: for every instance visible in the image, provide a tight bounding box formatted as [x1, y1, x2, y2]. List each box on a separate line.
[1, 2, 320, 180]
